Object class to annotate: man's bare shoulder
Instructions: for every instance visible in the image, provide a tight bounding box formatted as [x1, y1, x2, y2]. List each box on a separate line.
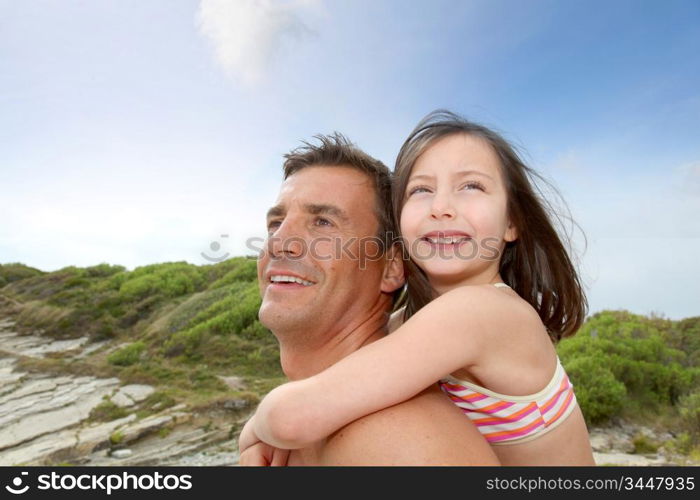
[318, 385, 499, 465]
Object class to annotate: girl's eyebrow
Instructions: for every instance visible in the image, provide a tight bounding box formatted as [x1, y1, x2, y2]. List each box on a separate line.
[408, 169, 494, 182]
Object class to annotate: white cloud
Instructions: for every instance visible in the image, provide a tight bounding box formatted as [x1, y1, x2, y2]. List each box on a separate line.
[196, 0, 321, 86]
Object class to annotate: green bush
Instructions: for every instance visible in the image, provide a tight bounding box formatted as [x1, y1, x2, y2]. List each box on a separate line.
[107, 342, 146, 366]
[163, 281, 263, 360]
[558, 310, 698, 425]
[632, 434, 659, 454]
[89, 400, 129, 422]
[564, 355, 627, 423]
[678, 391, 700, 436]
[116, 262, 206, 302]
[84, 263, 125, 278]
[110, 430, 125, 445]
[666, 317, 700, 367]
[163, 327, 207, 358]
[208, 259, 258, 289]
[0, 262, 44, 285]
[164, 287, 230, 334]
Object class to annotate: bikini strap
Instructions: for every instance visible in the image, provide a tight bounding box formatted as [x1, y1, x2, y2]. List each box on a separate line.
[493, 282, 510, 288]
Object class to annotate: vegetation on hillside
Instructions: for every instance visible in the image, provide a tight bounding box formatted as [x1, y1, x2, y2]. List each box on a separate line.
[1, 261, 698, 458]
[0, 259, 284, 412]
[558, 310, 700, 458]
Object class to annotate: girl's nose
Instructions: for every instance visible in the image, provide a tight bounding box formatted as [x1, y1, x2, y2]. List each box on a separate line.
[429, 192, 456, 220]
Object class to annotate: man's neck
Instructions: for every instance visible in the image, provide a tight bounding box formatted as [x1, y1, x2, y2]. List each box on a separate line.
[277, 297, 392, 380]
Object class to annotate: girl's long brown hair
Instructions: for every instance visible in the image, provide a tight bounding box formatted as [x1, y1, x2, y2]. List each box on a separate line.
[393, 110, 588, 342]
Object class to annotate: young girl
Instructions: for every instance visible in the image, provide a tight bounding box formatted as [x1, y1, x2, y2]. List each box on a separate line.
[239, 110, 595, 465]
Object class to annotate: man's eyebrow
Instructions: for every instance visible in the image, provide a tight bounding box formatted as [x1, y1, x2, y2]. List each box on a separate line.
[408, 170, 494, 182]
[266, 205, 285, 219]
[305, 203, 350, 223]
[266, 203, 350, 222]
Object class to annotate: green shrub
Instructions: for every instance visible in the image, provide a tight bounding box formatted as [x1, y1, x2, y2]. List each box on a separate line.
[559, 310, 698, 424]
[89, 400, 129, 422]
[187, 282, 250, 326]
[666, 317, 700, 367]
[143, 391, 176, 411]
[0, 262, 44, 286]
[110, 430, 125, 445]
[564, 355, 626, 424]
[208, 259, 258, 289]
[84, 263, 125, 278]
[115, 262, 206, 303]
[107, 342, 146, 366]
[632, 434, 659, 454]
[163, 327, 207, 359]
[678, 391, 700, 436]
[170, 289, 225, 331]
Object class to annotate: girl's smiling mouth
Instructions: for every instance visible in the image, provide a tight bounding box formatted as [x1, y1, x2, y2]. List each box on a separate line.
[420, 230, 472, 246]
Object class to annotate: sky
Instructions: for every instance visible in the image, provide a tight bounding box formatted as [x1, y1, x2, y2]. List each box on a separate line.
[1, 0, 698, 319]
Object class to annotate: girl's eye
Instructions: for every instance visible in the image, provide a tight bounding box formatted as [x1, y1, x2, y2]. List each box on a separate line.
[462, 181, 485, 191]
[407, 185, 431, 196]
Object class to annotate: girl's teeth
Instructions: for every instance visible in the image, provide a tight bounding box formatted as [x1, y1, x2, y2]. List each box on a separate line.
[426, 236, 468, 244]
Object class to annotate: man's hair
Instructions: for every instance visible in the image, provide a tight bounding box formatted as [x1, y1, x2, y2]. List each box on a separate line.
[283, 134, 403, 306]
[283, 132, 395, 248]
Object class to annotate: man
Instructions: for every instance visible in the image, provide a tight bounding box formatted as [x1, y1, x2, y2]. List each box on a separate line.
[240, 134, 498, 465]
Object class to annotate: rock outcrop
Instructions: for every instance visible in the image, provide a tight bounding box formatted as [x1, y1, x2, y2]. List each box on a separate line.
[0, 318, 241, 466]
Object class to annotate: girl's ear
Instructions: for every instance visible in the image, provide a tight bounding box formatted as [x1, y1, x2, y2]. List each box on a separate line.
[381, 244, 405, 294]
[505, 220, 518, 242]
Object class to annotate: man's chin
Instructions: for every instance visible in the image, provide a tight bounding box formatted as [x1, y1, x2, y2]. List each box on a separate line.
[259, 303, 311, 332]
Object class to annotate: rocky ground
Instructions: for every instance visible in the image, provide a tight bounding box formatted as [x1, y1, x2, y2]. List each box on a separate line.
[0, 318, 245, 466]
[591, 428, 682, 466]
[0, 316, 695, 467]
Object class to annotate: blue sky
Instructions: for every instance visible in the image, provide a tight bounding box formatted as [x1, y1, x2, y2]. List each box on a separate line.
[1, 0, 698, 319]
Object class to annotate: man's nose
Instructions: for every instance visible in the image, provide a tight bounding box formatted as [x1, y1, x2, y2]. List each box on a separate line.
[429, 192, 456, 220]
[267, 218, 306, 259]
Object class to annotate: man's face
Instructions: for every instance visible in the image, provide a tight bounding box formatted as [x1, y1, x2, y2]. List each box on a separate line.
[257, 166, 389, 339]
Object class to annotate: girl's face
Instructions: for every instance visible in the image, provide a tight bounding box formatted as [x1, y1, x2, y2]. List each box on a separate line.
[400, 133, 517, 291]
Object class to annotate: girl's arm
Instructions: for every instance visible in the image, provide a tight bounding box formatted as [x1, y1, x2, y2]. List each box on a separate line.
[252, 285, 512, 449]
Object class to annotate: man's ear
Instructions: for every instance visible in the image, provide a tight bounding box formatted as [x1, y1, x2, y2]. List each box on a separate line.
[381, 244, 405, 294]
[505, 219, 518, 243]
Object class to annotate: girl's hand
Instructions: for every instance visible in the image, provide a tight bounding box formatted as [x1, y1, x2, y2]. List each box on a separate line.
[239, 441, 290, 466]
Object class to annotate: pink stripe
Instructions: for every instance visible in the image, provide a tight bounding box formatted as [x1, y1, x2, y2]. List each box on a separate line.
[487, 419, 545, 443]
[441, 384, 490, 403]
[472, 401, 516, 415]
[539, 387, 566, 415]
[474, 402, 538, 426]
[440, 382, 468, 391]
[544, 390, 575, 427]
[458, 393, 490, 403]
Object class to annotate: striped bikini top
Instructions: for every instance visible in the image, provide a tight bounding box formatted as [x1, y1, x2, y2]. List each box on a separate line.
[438, 283, 577, 445]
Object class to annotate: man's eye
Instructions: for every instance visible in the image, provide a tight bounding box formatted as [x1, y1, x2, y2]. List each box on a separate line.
[267, 220, 281, 232]
[314, 217, 332, 227]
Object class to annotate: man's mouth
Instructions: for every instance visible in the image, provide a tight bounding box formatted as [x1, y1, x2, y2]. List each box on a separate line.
[269, 274, 315, 286]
